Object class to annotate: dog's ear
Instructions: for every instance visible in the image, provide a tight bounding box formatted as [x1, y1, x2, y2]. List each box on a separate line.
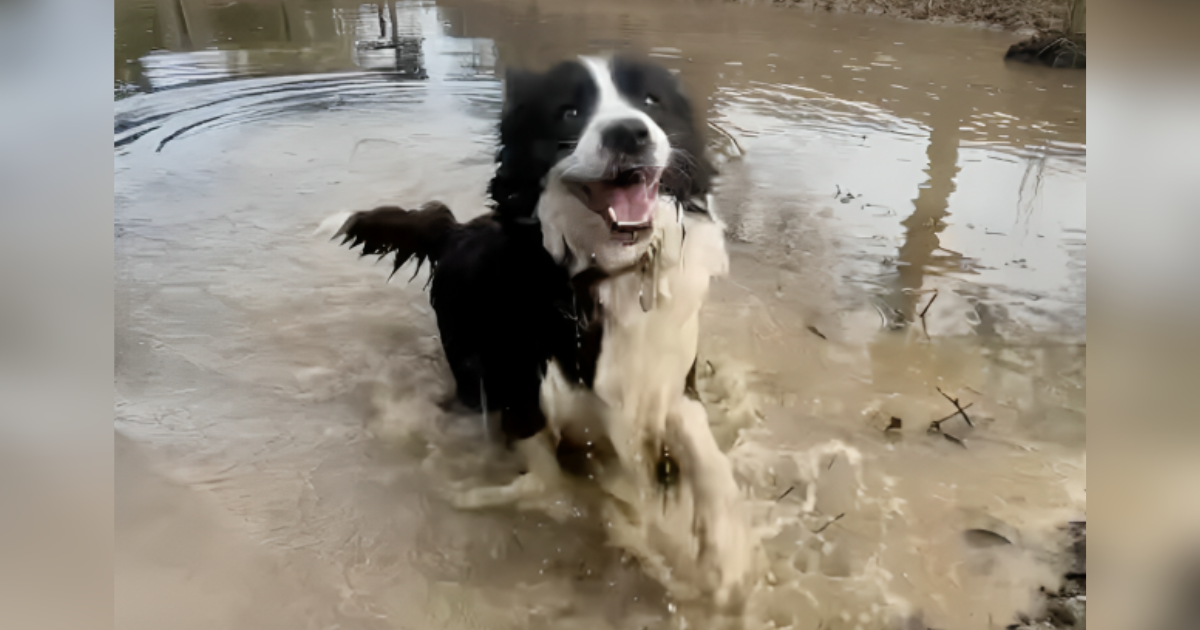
[493, 65, 555, 217]
[669, 81, 717, 208]
[501, 67, 535, 115]
[663, 131, 716, 212]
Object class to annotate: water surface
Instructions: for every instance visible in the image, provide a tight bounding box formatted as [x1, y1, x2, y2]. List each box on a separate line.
[114, 1, 1086, 628]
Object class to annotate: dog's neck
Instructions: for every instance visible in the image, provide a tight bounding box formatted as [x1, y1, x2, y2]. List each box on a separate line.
[581, 217, 678, 275]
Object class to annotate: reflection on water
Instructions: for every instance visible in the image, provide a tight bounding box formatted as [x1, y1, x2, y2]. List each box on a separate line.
[115, 0, 1085, 628]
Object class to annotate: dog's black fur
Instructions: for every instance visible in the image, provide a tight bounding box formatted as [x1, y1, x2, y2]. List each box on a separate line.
[338, 203, 575, 440]
[333, 56, 714, 443]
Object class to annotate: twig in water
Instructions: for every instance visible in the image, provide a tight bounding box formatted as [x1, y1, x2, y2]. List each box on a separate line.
[806, 325, 827, 340]
[812, 513, 845, 534]
[942, 433, 967, 448]
[919, 290, 939, 319]
[776, 486, 795, 502]
[928, 403, 974, 432]
[827, 454, 837, 470]
[936, 386, 974, 427]
[919, 290, 939, 336]
[885, 416, 903, 431]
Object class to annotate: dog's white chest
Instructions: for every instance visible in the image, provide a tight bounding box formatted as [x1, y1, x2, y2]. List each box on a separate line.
[589, 214, 729, 424]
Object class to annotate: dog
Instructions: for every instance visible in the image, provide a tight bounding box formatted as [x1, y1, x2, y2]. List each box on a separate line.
[327, 55, 759, 608]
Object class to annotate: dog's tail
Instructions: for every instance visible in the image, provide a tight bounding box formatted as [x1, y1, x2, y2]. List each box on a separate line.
[322, 201, 459, 282]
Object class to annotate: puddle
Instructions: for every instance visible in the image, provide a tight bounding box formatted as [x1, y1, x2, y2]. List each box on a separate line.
[115, 1, 1086, 628]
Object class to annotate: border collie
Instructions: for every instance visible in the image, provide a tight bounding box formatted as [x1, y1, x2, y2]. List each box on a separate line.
[327, 55, 759, 607]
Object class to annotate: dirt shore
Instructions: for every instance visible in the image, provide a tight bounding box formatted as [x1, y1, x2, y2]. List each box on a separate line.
[778, 0, 1071, 34]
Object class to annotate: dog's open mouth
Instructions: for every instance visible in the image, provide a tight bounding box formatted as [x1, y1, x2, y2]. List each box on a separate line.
[567, 167, 663, 239]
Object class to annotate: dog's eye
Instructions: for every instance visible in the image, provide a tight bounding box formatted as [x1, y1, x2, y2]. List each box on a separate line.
[560, 106, 579, 120]
[655, 452, 679, 489]
[644, 94, 660, 107]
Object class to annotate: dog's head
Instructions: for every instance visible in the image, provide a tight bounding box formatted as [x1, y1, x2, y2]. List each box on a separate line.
[490, 55, 714, 272]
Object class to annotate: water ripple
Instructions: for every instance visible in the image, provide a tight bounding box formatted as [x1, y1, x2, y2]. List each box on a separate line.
[115, 72, 501, 153]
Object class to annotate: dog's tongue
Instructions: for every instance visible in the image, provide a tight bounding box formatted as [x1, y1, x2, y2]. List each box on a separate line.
[607, 182, 656, 226]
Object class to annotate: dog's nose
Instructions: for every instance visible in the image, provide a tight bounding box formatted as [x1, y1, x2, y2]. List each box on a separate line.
[600, 118, 651, 155]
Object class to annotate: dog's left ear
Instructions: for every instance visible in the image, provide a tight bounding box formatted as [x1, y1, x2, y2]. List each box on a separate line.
[662, 122, 717, 215]
[669, 78, 717, 209]
[675, 147, 717, 213]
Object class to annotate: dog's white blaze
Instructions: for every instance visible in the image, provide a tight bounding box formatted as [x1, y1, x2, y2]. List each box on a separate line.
[571, 56, 672, 180]
[581, 56, 624, 114]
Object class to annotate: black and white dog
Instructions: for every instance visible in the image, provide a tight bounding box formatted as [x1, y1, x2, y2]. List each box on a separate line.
[327, 55, 758, 606]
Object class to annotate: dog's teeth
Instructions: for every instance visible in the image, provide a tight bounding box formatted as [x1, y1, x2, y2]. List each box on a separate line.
[608, 207, 618, 223]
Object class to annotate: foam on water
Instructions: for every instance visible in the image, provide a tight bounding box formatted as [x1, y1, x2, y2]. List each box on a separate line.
[363, 347, 906, 628]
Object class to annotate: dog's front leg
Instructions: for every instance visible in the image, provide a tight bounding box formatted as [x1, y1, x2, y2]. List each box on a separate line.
[671, 397, 760, 610]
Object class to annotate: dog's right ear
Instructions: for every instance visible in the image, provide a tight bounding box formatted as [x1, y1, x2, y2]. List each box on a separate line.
[501, 67, 535, 115]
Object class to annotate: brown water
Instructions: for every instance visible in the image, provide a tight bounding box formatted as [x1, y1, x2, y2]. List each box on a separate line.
[114, 1, 1086, 628]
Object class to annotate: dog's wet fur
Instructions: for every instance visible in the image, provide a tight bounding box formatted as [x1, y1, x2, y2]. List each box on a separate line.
[329, 55, 759, 608]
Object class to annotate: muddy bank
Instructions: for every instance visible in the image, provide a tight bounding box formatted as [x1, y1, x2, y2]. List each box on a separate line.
[778, 0, 1071, 33]
[777, 0, 1087, 68]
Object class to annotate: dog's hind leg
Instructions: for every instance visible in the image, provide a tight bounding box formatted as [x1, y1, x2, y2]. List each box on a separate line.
[444, 430, 567, 514]
[447, 469, 546, 510]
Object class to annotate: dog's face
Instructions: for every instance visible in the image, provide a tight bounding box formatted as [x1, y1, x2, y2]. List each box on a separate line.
[491, 55, 713, 272]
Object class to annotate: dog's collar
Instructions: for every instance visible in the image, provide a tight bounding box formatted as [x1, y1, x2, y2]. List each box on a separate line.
[568, 237, 664, 315]
[561, 200, 691, 314]
[560, 199, 686, 269]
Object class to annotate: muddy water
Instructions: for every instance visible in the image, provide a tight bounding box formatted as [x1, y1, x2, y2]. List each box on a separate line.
[114, 1, 1086, 628]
